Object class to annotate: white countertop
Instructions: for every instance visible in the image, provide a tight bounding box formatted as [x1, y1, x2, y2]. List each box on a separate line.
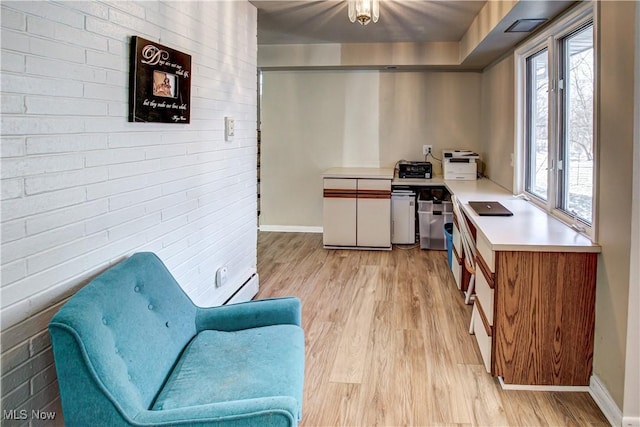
[392, 176, 446, 186]
[323, 167, 395, 180]
[393, 176, 600, 253]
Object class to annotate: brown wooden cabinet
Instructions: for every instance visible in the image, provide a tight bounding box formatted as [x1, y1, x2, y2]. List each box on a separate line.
[470, 231, 598, 386]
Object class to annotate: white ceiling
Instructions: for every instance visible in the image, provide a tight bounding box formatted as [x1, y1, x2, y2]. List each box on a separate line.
[251, 0, 487, 45]
[250, 0, 577, 69]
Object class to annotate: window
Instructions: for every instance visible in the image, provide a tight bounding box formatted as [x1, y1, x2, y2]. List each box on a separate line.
[560, 25, 594, 224]
[516, 4, 596, 237]
[525, 48, 550, 201]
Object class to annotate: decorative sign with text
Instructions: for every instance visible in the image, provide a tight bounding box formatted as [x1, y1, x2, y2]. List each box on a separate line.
[129, 36, 191, 123]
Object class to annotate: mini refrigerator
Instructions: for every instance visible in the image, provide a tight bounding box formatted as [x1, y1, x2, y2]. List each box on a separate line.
[391, 191, 416, 244]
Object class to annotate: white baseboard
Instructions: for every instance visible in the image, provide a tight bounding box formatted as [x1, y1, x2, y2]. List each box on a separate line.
[622, 416, 640, 427]
[259, 225, 323, 233]
[590, 374, 622, 427]
[496, 375, 622, 426]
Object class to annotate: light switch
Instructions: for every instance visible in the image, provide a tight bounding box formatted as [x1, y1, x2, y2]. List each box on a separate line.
[224, 116, 234, 142]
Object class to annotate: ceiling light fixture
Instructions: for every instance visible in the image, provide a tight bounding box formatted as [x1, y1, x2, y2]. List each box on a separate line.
[348, 0, 379, 26]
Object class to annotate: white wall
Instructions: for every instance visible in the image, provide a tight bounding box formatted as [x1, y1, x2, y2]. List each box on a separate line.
[260, 70, 380, 230]
[259, 70, 482, 229]
[623, 2, 640, 424]
[0, 0, 257, 420]
[480, 55, 514, 191]
[593, 0, 636, 410]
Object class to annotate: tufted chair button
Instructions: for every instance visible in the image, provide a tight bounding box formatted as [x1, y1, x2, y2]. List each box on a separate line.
[148, 304, 154, 310]
[165, 321, 170, 328]
[102, 318, 108, 325]
[134, 286, 140, 293]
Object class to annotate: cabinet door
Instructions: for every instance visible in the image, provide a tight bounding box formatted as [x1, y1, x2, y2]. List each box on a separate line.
[452, 219, 462, 257]
[493, 251, 598, 386]
[323, 179, 357, 246]
[356, 179, 391, 248]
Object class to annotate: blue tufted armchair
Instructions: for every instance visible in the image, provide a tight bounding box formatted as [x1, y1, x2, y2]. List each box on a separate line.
[48, 252, 305, 426]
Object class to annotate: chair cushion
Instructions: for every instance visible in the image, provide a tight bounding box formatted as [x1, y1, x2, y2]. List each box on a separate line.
[152, 325, 305, 415]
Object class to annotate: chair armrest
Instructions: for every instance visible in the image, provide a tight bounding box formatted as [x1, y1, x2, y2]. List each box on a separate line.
[195, 297, 301, 332]
[134, 396, 299, 426]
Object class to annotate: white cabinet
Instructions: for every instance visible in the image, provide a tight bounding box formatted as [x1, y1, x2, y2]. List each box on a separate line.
[322, 178, 357, 246]
[356, 179, 391, 248]
[471, 304, 492, 374]
[323, 177, 391, 249]
[450, 214, 467, 292]
[450, 218, 462, 288]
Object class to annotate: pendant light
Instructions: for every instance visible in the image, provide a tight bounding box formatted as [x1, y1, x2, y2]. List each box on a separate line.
[348, 0, 379, 25]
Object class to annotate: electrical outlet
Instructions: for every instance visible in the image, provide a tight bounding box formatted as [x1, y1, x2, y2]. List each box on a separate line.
[224, 117, 234, 142]
[422, 145, 433, 156]
[215, 266, 228, 287]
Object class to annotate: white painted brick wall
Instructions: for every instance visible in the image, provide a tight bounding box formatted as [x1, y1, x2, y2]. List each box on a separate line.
[1, 1, 258, 424]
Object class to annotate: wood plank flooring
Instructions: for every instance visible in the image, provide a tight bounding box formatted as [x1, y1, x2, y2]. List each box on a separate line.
[256, 232, 609, 427]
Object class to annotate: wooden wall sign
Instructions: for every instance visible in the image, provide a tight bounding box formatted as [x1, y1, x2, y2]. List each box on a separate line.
[129, 36, 191, 123]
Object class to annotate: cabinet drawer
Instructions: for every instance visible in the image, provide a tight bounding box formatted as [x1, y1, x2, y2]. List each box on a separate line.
[475, 267, 494, 326]
[476, 232, 495, 273]
[472, 303, 492, 373]
[357, 179, 390, 191]
[451, 248, 462, 290]
[452, 221, 462, 257]
[324, 178, 356, 191]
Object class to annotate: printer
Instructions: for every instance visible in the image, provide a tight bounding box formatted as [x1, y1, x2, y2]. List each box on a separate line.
[442, 150, 479, 180]
[398, 160, 432, 179]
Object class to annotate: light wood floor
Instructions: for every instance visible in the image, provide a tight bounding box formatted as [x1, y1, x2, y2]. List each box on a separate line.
[256, 232, 609, 427]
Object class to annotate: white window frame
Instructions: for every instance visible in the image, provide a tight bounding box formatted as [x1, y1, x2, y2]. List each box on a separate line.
[514, 2, 597, 240]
